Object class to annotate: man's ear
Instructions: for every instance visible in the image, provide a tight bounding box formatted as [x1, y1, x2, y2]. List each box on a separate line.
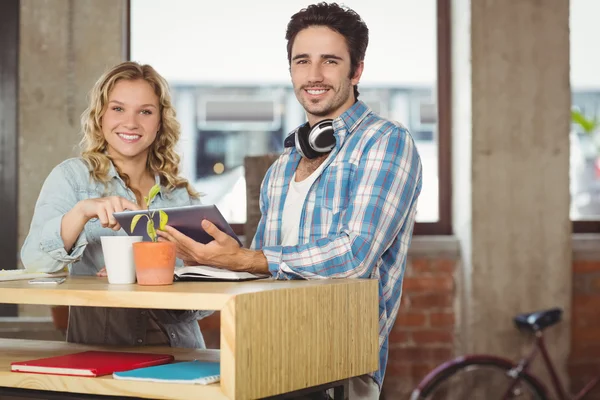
[351, 61, 364, 86]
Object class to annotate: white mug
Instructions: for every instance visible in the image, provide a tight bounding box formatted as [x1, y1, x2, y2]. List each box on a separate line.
[100, 236, 143, 284]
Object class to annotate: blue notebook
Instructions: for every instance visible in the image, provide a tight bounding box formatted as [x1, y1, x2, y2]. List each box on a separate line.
[112, 360, 220, 385]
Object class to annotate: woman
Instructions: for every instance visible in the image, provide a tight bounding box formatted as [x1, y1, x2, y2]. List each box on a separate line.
[21, 61, 209, 348]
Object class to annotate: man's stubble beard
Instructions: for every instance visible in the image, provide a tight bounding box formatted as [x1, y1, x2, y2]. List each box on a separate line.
[298, 82, 352, 119]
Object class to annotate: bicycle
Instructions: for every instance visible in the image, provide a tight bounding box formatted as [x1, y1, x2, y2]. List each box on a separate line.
[409, 307, 600, 399]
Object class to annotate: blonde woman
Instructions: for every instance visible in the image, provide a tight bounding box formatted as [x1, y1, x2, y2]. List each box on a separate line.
[21, 61, 209, 348]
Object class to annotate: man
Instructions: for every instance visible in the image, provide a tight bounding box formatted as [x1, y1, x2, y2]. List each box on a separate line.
[158, 2, 422, 398]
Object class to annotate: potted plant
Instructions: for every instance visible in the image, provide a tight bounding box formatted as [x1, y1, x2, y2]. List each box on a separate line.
[130, 184, 176, 285]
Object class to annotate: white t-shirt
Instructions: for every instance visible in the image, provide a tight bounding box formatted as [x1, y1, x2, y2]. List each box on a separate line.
[280, 161, 328, 246]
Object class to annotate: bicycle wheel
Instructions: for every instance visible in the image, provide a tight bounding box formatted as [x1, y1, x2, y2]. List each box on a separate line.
[410, 358, 548, 400]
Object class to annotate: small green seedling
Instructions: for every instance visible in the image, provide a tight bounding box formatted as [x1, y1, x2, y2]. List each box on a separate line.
[130, 184, 168, 242]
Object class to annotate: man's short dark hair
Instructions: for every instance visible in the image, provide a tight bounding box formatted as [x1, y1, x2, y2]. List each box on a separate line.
[285, 2, 369, 100]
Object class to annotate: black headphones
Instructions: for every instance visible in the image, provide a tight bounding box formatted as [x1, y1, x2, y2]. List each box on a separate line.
[294, 119, 336, 159]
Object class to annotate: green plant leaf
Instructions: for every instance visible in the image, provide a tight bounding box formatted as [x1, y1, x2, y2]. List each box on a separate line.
[158, 210, 169, 230]
[572, 109, 598, 134]
[147, 219, 157, 242]
[130, 214, 144, 233]
[147, 184, 161, 206]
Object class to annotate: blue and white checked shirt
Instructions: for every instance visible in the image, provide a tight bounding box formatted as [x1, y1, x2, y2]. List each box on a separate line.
[251, 100, 423, 388]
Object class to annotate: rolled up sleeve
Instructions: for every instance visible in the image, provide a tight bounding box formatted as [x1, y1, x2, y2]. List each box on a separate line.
[20, 162, 88, 273]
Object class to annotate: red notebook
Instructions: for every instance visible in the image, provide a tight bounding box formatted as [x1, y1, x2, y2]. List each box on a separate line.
[10, 350, 174, 377]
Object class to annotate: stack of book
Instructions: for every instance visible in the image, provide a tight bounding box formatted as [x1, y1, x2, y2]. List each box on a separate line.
[11, 351, 220, 385]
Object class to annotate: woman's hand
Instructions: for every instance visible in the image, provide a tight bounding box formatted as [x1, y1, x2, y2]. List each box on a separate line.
[61, 196, 140, 253]
[76, 196, 140, 231]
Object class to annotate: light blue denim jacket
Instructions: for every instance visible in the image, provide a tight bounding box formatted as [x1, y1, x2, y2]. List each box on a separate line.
[21, 158, 211, 348]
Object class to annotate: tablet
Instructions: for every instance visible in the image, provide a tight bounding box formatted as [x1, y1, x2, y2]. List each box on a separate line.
[113, 204, 242, 246]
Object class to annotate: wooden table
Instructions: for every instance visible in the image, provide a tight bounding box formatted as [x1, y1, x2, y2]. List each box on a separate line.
[0, 276, 378, 399]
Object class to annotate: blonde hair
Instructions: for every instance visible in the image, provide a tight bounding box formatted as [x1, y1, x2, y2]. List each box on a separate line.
[79, 61, 198, 200]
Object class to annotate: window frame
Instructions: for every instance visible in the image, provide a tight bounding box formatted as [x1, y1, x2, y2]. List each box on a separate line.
[573, 221, 600, 233]
[413, 0, 452, 235]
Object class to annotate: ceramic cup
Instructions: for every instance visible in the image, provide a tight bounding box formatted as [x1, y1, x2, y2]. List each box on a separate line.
[100, 236, 143, 284]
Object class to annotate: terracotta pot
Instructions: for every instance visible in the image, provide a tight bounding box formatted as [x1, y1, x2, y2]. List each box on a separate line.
[132, 242, 176, 285]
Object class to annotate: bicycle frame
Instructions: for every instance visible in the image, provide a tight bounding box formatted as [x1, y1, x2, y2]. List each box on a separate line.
[501, 330, 599, 400]
[505, 331, 599, 400]
[411, 330, 600, 400]
[410, 355, 550, 400]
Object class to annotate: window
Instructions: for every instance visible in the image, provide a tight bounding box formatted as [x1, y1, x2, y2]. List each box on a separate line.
[130, 0, 451, 235]
[571, 0, 600, 232]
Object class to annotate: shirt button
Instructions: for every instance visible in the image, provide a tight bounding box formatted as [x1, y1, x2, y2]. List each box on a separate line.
[137, 339, 143, 344]
[141, 311, 147, 316]
[170, 333, 176, 339]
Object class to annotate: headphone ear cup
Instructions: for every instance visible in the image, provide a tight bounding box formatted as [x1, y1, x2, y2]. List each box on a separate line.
[308, 120, 335, 153]
[295, 123, 320, 159]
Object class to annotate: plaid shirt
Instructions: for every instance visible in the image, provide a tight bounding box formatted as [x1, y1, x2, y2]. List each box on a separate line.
[251, 100, 422, 388]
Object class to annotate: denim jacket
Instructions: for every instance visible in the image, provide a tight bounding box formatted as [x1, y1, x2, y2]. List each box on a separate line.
[21, 158, 211, 348]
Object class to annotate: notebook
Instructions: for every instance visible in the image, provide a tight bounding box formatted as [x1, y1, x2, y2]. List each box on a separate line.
[113, 360, 220, 385]
[10, 351, 174, 377]
[0, 268, 68, 282]
[174, 265, 269, 282]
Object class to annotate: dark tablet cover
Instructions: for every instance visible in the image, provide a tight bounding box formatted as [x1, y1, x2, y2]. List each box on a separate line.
[113, 204, 242, 246]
